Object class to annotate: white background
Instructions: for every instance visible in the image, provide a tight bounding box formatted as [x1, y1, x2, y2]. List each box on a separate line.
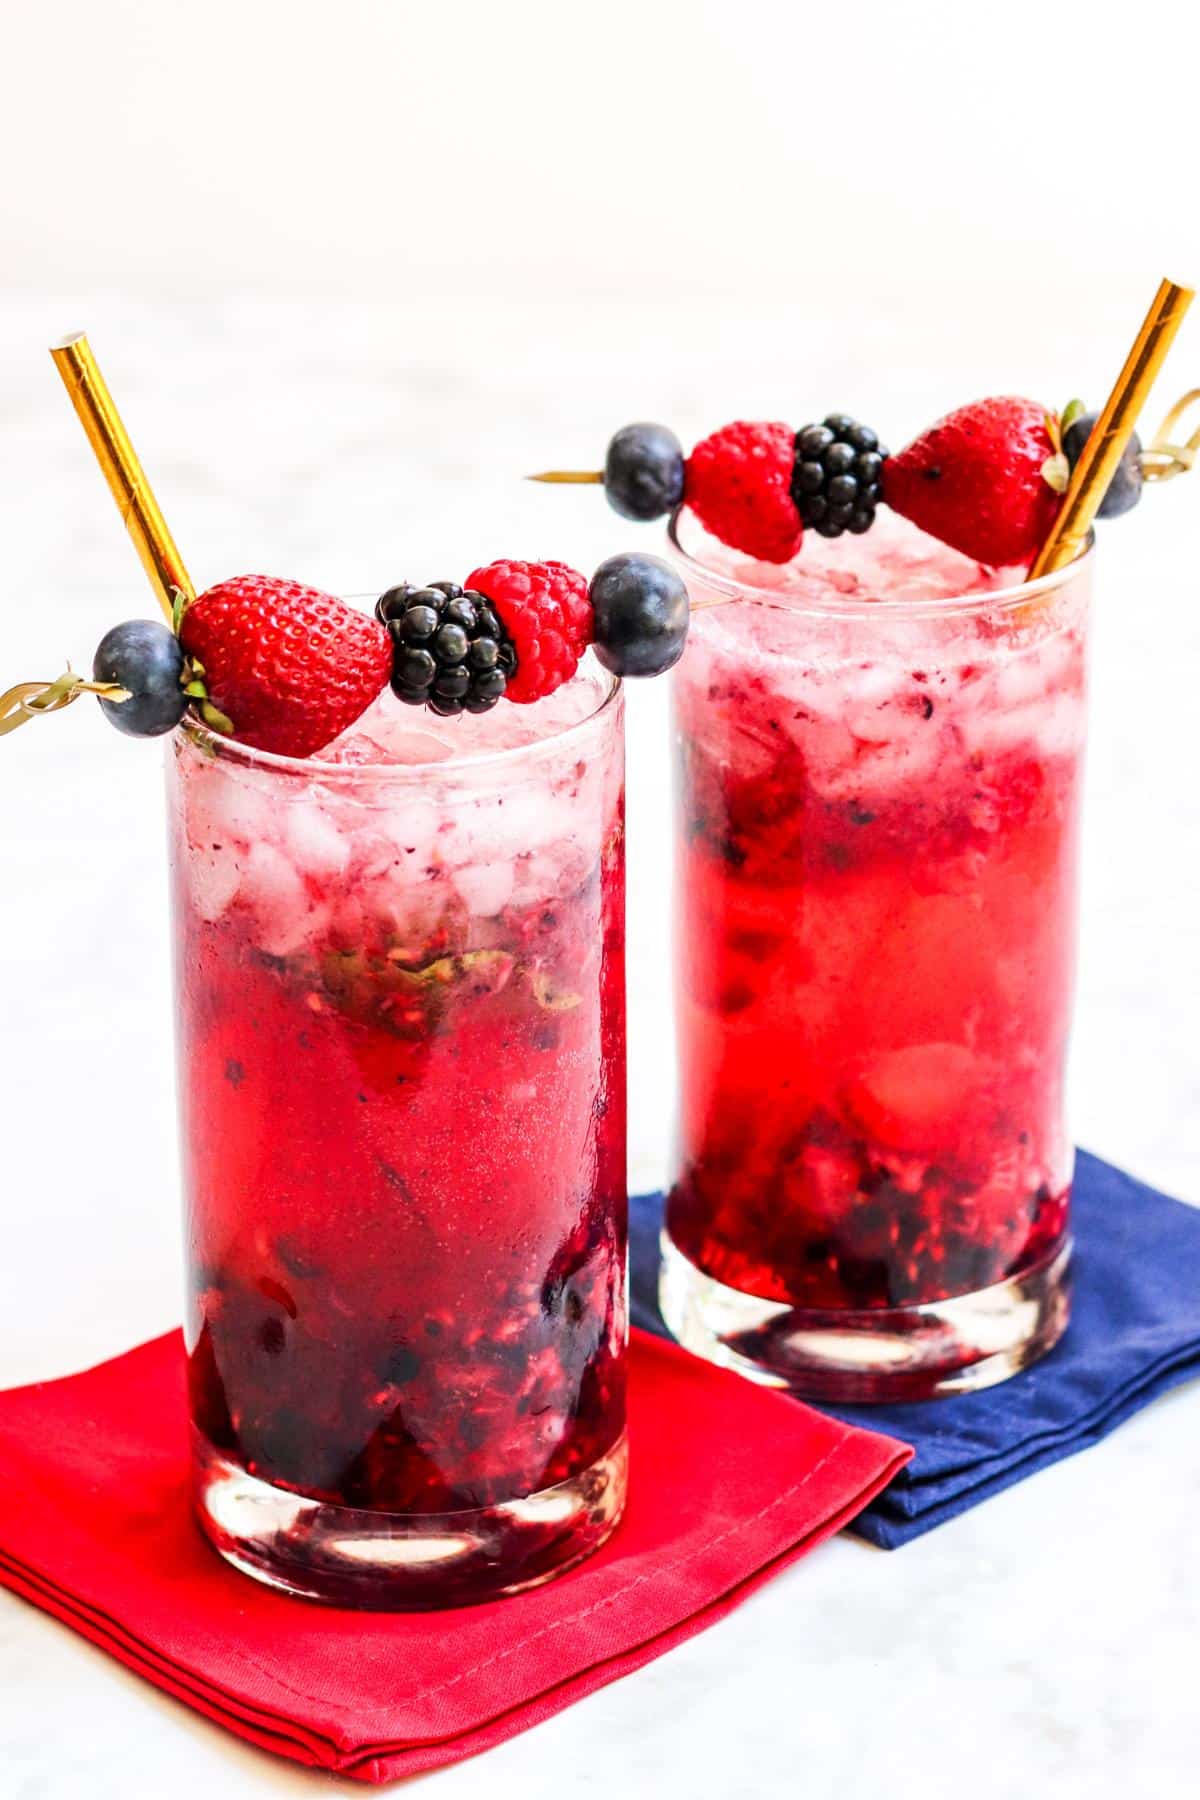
[1, 3, 1199, 1796]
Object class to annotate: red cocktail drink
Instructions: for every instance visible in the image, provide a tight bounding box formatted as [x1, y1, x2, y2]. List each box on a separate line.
[662, 513, 1089, 1398]
[171, 664, 627, 1605]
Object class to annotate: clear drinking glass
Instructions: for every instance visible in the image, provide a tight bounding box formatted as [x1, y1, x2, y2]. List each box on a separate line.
[660, 512, 1090, 1400]
[169, 659, 627, 1606]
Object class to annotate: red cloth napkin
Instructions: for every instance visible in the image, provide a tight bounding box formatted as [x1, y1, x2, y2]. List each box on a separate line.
[0, 1329, 908, 1782]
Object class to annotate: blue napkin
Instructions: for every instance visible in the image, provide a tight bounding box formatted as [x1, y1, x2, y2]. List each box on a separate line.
[630, 1150, 1200, 1547]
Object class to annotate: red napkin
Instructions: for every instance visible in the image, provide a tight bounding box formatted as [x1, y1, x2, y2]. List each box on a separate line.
[0, 1329, 908, 1782]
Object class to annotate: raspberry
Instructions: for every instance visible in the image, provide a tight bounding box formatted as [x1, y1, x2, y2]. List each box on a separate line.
[465, 559, 593, 704]
[684, 420, 803, 564]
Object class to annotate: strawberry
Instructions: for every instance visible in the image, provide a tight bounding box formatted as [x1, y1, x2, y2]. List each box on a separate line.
[882, 396, 1062, 567]
[684, 420, 803, 564]
[180, 575, 391, 759]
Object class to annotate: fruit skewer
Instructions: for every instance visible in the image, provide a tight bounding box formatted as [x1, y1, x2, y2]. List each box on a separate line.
[5, 338, 691, 756]
[531, 278, 1196, 573]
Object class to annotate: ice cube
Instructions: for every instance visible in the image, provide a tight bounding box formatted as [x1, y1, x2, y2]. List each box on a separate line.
[187, 842, 242, 923]
[283, 802, 350, 878]
[186, 765, 276, 847]
[244, 841, 314, 956]
[453, 860, 516, 917]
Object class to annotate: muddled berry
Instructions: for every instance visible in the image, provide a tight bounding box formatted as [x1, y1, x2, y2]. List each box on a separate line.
[604, 422, 686, 522]
[791, 414, 889, 538]
[93, 618, 188, 737]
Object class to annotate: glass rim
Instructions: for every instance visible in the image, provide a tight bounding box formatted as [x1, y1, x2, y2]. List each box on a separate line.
[666, 508, 1095, 619]
[176, 658, 622, 784]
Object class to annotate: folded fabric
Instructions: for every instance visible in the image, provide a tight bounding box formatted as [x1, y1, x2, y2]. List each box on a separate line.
[632, 1150, 1200, 1547]
[0, 1327, 907, 1782]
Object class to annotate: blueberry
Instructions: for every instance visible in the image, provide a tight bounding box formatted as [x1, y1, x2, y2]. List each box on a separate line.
[603, 423, 686, 522]
[1063, 411, 1144, 519]
[92, 619, 187, 737]
[589, 552, 690, 678]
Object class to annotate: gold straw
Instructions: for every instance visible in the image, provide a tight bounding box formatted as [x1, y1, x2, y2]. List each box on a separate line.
[50, 332, 194, 622]
[1030, 277, 1194, 578]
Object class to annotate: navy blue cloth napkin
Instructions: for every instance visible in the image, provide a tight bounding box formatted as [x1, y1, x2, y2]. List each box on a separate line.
[631, 1150, 1200, 1547]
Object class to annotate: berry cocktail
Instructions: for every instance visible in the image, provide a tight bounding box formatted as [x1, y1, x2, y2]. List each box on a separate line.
[171, 662, 627, 1605]
[661, 512, 1089, 1398]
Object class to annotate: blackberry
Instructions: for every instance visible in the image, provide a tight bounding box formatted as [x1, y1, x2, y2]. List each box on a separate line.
[791, 414, 888, 538]
[375, 582, 515, 715]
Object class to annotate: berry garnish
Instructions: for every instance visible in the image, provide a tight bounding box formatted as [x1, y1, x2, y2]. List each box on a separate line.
[465, 559, 594, 704]
[589, 552, 689, 677]
[92, 619, 188, 738]
[882, 397, 1063, 567]
[179, 575, 391, 758]
[791, 414, 888, 538]
[375, 581, 514, 716]
[604, 423, 686, 521]
[1062, 406, 1144, 518]
[684, 420, 802, 563]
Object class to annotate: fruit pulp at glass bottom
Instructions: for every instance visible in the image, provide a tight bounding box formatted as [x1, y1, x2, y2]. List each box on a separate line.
[178, 866, 627, 1516]
[669, 733, 1079, 1310]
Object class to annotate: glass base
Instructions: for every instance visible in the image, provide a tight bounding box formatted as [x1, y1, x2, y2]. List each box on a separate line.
[192, 1428, 628, 1609]
[659, 1232, 1071, 1402]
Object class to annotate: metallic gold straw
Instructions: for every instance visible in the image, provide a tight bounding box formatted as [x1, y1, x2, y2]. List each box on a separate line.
[1030, 277, 1194, 579]
[49, 332, 194, 621]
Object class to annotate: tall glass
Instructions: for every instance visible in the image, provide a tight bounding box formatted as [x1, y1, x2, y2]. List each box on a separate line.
[168, 661, 627, 1606]
[661, 513, 1090, 1400]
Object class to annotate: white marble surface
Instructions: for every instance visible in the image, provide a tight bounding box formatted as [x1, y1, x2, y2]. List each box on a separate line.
[1, 294, 1198, 1797]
